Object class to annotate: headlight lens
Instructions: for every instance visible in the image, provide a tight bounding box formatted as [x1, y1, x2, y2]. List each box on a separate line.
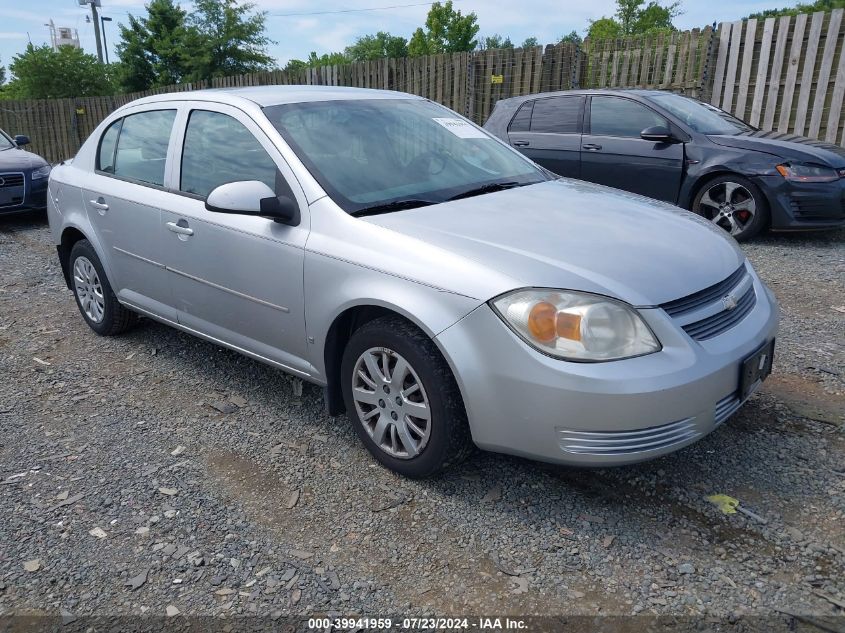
[775, 162, 839, 183]
[491, 289, 661, 362]
[31, 164, 51, 180]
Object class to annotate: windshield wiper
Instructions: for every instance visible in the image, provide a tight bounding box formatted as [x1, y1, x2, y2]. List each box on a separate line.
[447, 181, 522, 201]
[351, 198, 436, 217]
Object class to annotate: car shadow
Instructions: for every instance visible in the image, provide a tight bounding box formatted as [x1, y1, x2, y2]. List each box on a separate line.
[0, 209, 48, 230]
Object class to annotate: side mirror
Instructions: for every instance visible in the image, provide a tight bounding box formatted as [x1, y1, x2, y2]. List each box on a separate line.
[640, 125, 677, 143]
[14, 135, 30, 147]
[205, 180, 300, 226]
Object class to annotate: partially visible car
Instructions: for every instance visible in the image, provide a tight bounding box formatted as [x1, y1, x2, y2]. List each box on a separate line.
[0, 128, 51, 215]
[484, 89, 845, 241]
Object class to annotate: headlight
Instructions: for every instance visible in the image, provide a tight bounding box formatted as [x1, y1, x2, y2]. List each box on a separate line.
[31, 164, 51, 180]
[491, 289, 661, 362]
[775, 162, 839, 183]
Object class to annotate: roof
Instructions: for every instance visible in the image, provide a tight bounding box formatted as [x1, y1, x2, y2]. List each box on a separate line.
[494, 88, 671, 106]
[128, 85, 423, 109]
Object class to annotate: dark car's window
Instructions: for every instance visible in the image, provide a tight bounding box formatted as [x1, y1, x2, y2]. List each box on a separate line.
[113, 110, 176, 186]
[0, 130, 14, 151]
[530, 96, 584, 134]
[508, 101, 533, 132]
[589, 96, 666, 138]
[97, 119, 122, 173]
[264, 99, 545, 214]
[180, 110, 293, 200]
[647, 93, 754, 134]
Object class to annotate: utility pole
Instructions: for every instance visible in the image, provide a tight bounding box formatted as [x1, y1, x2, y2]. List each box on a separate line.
[101, 16, 112, 64]
[90, 1, 103, 63]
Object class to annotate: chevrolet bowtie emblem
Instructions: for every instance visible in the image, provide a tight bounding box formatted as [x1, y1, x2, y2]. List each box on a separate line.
[722, 293, 739, 311]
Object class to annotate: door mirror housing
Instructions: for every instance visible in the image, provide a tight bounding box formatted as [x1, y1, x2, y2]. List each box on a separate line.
[205, 180, 300, 226]
[14, 135, 30, 147]
[640, 125, 676, 143]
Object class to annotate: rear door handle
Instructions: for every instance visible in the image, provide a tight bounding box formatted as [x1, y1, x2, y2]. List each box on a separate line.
[89, 198, 109, 211]
[512, 140, 530, 147]
[166, 221, 194, 236]
[582, 144, 602, 151]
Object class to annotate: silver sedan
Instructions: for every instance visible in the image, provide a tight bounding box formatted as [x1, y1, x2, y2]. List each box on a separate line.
[47, 86, 778, 478]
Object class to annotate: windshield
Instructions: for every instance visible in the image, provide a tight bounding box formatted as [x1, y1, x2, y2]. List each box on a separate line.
[647, 93, 755, 135]
[0, 130, 14, 151]
[263, 99, 546, 214]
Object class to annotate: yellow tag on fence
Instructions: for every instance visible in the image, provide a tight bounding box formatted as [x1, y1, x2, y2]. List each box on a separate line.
[491, 74, 504, 84]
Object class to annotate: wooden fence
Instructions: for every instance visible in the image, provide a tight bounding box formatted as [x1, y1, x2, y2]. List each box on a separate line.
[2, 9, 844, 164]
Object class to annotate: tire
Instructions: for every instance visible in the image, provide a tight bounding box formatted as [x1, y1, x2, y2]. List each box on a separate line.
[69, 239, 139, 336]
[691, 174, 769, 241]
[340, 315, 473, 478]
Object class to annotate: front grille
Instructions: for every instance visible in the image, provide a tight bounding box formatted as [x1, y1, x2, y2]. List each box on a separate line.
[0, 173, 24, 188]
[558, 417, 699, 456]
[660, 265, 746, 317]
[714, 393, 742, 426]
[681, 286, 756, 340]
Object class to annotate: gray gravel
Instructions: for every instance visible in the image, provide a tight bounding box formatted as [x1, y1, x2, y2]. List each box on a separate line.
[0, 213, 843, 623]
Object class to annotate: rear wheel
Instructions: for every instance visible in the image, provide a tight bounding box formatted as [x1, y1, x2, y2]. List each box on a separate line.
[69, 239, 138, 336]
[691, 174, 769, 241]
[340, 316, 472, 478]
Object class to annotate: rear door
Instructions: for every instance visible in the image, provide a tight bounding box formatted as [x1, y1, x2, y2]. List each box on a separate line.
[82, 108, 178, 318]
[507, 95, 584, 178]
[580, 95, 683, 202]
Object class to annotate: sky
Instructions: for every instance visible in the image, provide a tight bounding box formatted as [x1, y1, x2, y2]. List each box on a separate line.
[0, 0, 791, 75]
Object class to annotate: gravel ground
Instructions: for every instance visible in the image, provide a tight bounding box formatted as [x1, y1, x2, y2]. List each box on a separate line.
[0, 213, 843, 627]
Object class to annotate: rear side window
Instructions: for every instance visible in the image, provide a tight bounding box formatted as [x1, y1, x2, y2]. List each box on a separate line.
[589, 97, 666, 138]
[530, 96, 584, 134]
[508, 101, 533, 133]
[97, 119, 121, 173]
[180, 110, 293, 200]
[113, 110, 176, 186]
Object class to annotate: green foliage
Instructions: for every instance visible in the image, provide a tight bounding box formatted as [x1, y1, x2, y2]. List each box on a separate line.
[345, 31, 408, 61]
[746, 0, 845, 19]
[408, 1, 480, 56]
[521, 37, 540, 48]
[558, 31, 583, 45]
[0, 57, 6, 85]
[588, 0, 681, 39]
[479, 34, 514, 50]
[185, 0, 275, 82]
[3, 44, 114, 99]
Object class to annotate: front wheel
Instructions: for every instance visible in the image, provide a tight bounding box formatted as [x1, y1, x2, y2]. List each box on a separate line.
[691, 174, 769, 241]
[340, 316, 472, 478]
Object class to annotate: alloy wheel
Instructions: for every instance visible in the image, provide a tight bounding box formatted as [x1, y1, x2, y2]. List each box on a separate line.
[696, 181, 757, 236]
[73, 256, 105, 323]
[351, 347, 431, 459]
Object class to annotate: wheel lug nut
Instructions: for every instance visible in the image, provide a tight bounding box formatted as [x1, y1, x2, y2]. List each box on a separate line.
[390, 411, 398, 421]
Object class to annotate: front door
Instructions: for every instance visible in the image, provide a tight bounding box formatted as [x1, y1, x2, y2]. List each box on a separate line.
[159, 105, 312, 376]
[82, 108, 178, 318]
[580, 95, 684, 202]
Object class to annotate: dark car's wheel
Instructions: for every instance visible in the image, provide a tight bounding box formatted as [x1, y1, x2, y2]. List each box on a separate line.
[691, 174, 769, 241]
[340, 315, 473, 478]
[69, 239, 139, 336]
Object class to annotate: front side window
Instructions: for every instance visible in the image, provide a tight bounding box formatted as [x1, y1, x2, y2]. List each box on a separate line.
[97, 119, 122, 173]
[530, 96, 584, 134]
[263, 99, 546, 214]
[0, 130, 14, 151]
[180, 110, 291, 199]
[113, 109, 176, 186]
[589, 97, 666, 138]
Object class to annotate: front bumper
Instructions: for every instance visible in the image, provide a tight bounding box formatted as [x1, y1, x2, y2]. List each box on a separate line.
[436, 272, 779, 466]
[0, 172, 48, 215]
[755, 174, 845, 230]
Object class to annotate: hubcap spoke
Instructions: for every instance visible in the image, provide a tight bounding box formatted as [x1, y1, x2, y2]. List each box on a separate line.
[699, 189, 719, 209]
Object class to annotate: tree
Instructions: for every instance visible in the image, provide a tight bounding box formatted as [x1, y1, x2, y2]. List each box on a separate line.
[408, 1, 479, 56]
[588, 17, 623, 39]
[558, 31, 583, 45]
[632, 1, 681, 33]
[587, 0, 680, 40]
[3, 44, 114, 99]
[521, 37, 540, 48]
[115, 0, 190, 92]
[746, 0, 844, 19]
[184, 0, 275, 82]
[0, 57, 6, 85]
[479, 34, 513, 50]
[345, 32, 408, 61]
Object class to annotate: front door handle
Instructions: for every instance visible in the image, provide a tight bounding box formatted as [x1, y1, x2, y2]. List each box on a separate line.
[512, 140, 530, 147]
[582, 143, 602, 151]
[89, 198, 109, 212]
[166, 221, 194, 236]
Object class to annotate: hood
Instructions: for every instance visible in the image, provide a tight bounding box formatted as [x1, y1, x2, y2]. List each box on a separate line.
[0, 147, 48, 170]
[364, 179, 745, 306]
[708, 130, 845, 168]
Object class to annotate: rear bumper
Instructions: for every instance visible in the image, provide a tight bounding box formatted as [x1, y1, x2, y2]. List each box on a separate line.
[435, 272, 779, 467]
[754, 175, 845, 229]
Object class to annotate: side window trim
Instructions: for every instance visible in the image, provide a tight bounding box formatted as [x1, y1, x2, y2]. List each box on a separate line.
[95, 117, 123, 174]
[586, 95, 668, 139]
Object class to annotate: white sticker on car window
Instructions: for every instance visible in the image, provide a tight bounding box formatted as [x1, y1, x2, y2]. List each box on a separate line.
[432, 117, 488, 138]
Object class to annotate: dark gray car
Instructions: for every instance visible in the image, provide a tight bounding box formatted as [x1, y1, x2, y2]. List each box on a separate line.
[0, 128, 51, 215]
[484, 89, 845, 240]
